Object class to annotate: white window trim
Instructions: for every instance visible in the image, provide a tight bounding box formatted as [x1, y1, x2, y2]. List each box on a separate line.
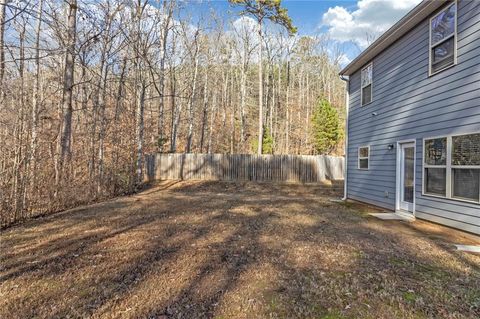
[422, 132, 480, 204]
[358, 146, 370, 170]
[360, 62, 373, 106]
[429, 1, 458, 76]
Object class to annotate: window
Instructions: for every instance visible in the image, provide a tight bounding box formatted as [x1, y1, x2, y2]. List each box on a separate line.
[424, 138, 447, 196]
[423, 133, 480, 203]
[358, 146, 370, 169]
[451, 133, 480, 201]
[361, 63, 372, 105]
[430, 2, 457, 75]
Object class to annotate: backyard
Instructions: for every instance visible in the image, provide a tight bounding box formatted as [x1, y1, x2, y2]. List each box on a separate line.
[1, 181, 479, 319]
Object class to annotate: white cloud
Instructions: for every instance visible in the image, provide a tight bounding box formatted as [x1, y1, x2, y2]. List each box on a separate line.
[232, 16, 258, 34]
[338, 54, 352, 66]
[322, 0, 421, 49]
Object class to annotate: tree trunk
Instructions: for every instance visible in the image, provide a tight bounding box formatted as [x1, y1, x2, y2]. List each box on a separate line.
[97, 64, 109, 194]
[170, 65, 180, 153]
[240, 58, 247, 146]
[157, 0, 173, 152]
[133, 0, 146, 184]
[0, 0, 5, 98]
[113, 56, 127, 193]
[230, 69, 236, 154]
[285, 60, 290, 154]
[135, 81, 146, 184]
[207, 85, 217, 154]
[274, 62, 280, 151]
[304, 71, 310, 152]
[270, 65, 274, 136]
[15, 22, 26, 217]
[257, 19, 263, 154]
[200, 69, 209, 153]
[56, 0, 77, 191]
[186, 53, 199, 153]
[29, 0, 44, 212]
[89, 60, 105, 193]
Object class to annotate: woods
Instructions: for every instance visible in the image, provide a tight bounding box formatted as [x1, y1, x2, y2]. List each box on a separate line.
[0, 0, 346, 226]
[2, 1, 479, 318]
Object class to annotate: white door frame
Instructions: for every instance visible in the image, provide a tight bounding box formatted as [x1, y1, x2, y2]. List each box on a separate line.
[395, 140, 416, 217]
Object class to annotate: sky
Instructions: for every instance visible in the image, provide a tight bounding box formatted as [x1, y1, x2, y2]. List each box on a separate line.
[186, 0, 422, 66]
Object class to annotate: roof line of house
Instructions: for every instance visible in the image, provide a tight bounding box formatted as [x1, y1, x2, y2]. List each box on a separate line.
[339, 0, 449, 76]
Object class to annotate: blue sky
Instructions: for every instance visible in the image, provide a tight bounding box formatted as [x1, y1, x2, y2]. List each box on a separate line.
[279, 1, 358, 35]
[184, 0, 421, 65]
[187, 0, 357, 35]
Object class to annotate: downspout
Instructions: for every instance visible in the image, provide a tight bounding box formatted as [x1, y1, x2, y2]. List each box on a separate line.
[340, 75, 349, 200]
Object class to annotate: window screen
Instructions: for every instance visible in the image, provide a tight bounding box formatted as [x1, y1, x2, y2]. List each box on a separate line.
[361, 64, 372, 105]
[430, 3, 456, 74]
[358, 147, 369, 169]
[424, 138, 447, 196]
[452, 133, 480, 201]
[423, 134, 480, 203]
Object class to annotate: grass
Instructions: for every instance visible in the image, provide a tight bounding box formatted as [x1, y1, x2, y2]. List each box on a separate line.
[403, 291, 419, 303]
[320, 311, 346, 319]
[1, 180, 479, 319]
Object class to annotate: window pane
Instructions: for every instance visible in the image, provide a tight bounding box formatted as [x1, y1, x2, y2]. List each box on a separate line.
[452, 133, 480, 165]
[359, 158, 369, 169]
[431, 4, 456, 45]
[432, 37, 454, 73]
[362, 85, 372, 105]
[433, 37, 454, 63]
[359, 147, 369, 158]
[425, 138, 447, 165]
[403, 147, 415, 203]
[453, 169, 480, 201]
[361, 64, 372, 87]
[425, 168, 446, 196]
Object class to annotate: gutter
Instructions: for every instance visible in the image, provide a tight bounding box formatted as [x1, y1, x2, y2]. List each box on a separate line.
[340, 75, 349, 201]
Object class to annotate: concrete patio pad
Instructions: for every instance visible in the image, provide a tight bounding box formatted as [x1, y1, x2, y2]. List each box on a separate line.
[455, 245, 480, 253]
[369, 212, 414, 221]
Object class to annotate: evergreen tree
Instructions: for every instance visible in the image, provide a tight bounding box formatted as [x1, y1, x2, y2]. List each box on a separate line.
[262, 127, 274, 154]
[251, 127, 275, 154]
[311, 99, 343, 155]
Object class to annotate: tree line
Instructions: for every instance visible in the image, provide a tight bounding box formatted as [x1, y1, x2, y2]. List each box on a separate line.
[0, 0, 345, 226]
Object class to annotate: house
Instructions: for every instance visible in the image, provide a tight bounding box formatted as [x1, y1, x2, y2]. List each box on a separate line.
[339, 0, 480, 234]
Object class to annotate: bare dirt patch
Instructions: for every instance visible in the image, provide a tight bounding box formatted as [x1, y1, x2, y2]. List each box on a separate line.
[1, 180, 479, 319]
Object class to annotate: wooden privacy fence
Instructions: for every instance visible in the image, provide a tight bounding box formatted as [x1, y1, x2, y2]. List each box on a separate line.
[144, 153, 344, 183]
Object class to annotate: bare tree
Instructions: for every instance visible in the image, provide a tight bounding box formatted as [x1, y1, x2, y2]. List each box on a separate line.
[55, 0, 77, 194]
[29, 0, 44, 204]
[231, 17, 256, 148]
[157, 0, 174, 152]
[0, 0, 6, 98]
[0, 0, 347, 227]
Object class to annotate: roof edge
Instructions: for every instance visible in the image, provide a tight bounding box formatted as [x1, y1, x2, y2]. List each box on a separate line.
[339, 0, 448, 76]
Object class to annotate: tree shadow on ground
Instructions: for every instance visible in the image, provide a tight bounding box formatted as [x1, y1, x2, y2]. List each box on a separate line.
[0, 181, 479, 319]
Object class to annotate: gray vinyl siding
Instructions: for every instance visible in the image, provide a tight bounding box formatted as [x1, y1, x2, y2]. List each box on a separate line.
[346, 0, 480, 234]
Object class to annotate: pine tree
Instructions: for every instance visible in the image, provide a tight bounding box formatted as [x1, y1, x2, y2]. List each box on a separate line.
[228, 0, 296, 154]
[251, 127, 275, 154]
[311, 99, 342, 155]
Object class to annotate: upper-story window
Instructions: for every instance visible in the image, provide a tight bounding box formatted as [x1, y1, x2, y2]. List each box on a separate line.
[430, 2, 457, 75]
[361, 63, 372, 105]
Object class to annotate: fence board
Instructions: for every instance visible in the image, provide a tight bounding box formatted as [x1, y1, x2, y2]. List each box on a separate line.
[145, 153, 344, 183]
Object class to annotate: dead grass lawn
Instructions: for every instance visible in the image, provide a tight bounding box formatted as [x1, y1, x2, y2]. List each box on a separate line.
[1, 181, 479, 319]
